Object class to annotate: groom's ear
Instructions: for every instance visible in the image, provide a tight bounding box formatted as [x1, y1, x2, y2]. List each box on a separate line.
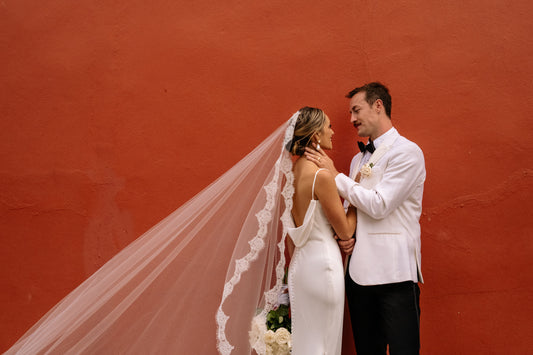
[374, 99, 384, 114]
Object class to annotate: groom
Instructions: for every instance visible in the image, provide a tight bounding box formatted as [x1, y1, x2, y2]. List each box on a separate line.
[306, 82, 425, 355]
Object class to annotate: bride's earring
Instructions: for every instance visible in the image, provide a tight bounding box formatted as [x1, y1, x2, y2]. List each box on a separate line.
[316, 140, 321, 151]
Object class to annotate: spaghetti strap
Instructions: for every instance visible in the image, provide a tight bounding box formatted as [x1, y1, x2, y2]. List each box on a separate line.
[311, 168, 326, 200]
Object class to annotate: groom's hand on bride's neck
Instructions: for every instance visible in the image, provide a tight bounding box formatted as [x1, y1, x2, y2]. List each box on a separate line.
[304, 146, 340, 176]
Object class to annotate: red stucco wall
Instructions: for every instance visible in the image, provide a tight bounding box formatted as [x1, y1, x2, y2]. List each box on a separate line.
[1, 0, 532, 353]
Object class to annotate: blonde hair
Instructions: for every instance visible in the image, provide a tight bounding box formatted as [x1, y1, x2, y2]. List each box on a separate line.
[289, 107, 326, 156]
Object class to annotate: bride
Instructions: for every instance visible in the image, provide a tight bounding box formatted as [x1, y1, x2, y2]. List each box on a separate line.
[286, 107, 356, 354]
[5, 108, 354, 355]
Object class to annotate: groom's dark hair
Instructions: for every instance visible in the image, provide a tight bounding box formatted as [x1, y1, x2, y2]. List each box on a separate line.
[346, 82, 392, 118]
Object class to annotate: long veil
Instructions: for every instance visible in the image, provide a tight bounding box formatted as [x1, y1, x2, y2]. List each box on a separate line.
[5, 112, 298, 354]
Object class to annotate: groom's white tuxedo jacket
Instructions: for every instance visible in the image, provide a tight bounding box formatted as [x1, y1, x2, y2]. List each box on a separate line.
[336, 128, 425, 286]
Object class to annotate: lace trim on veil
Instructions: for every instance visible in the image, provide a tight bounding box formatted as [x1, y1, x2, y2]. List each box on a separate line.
[216, 112, 298, 355]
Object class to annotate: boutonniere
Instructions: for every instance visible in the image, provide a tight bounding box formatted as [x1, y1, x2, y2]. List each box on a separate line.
[360, 162, 374, 178]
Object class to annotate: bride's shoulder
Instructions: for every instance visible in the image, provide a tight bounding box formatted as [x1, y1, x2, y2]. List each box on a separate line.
[313, 168, 335, 185]
[295, 163, 334, 186]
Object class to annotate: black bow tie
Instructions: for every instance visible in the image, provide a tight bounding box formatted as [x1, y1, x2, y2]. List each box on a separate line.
[358, 140, 375, 154]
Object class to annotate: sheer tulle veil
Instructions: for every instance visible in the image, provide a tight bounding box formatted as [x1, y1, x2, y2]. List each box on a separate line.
[5, 112, 299, 354]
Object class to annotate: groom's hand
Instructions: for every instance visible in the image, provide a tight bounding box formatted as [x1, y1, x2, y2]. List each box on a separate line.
[304, 144, 339, 176]
[336, 236, 355, 255]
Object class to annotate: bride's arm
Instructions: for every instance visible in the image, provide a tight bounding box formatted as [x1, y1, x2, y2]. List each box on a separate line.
[338, 206, 357, 255]
[314, 170, 357, 240]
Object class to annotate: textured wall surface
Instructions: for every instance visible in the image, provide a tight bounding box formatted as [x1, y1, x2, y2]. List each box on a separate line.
[1, 0, 532, 353]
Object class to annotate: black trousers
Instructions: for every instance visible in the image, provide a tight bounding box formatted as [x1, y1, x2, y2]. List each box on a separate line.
[345, 274, 421, 355]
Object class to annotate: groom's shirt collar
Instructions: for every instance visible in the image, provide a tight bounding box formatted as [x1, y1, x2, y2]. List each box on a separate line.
[372, 127, 397, 150]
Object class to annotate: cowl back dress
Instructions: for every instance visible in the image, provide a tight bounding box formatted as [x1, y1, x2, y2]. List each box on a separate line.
[288, 168, 345, 355]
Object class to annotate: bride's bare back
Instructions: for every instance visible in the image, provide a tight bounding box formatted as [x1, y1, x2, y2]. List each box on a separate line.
[291, 157, 356, 239]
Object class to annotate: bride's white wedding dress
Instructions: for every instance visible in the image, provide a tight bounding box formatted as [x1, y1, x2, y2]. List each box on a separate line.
[288, 169, 345, 355]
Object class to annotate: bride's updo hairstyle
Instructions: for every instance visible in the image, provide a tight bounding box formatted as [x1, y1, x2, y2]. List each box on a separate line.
[289, 106, 326, 156]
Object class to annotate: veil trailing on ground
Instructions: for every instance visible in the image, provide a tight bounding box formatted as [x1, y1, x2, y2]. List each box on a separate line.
[5, 112, 298, 354]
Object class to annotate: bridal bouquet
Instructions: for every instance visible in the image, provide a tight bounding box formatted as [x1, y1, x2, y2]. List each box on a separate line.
[250, 285, 291, 355]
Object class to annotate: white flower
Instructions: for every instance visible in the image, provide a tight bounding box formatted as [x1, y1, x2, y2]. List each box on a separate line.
[360, 163, 374, 178]
[274, 327, 291, 346]
[279, 344, 290, 355]
[264, 329, 276, 345]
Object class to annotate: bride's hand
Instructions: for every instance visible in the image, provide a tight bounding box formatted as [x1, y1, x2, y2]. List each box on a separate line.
[304, 144, 339, 176]
[336, 236, 355, 255]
